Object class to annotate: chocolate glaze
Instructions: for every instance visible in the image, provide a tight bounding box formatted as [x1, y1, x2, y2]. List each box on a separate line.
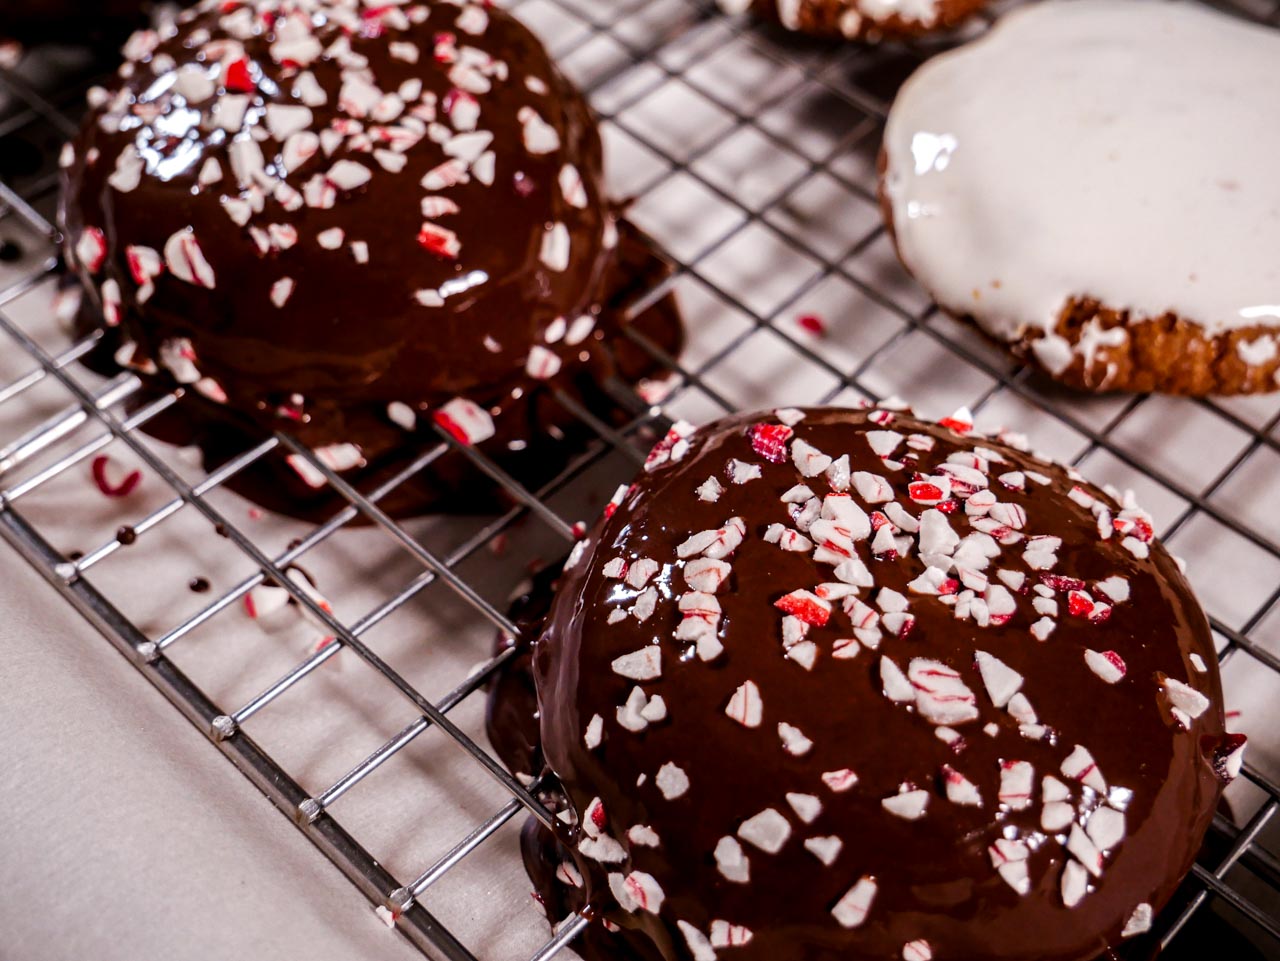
[491, 406, 1236, 961]
[58, 0, 682, 518]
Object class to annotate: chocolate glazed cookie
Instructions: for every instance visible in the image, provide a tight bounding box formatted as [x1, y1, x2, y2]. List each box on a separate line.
[717, 0, 987, 41]
[59, 0, 682, 519]
[488, 406, 1246, 961]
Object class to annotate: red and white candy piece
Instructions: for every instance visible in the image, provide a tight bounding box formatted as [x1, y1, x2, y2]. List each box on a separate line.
[124, 244, 163, 302]
[941, 764, 982, 807]
[1067, 824, 1104, 877]
[91, 455, 141, 497]
[997, 761, 1034, 811]
[1084, 649, 1126, 684]
[627, 557, 661, 589]
[990, 838, 1031, 895]
[774, 589, 832, 627]
[1212, 733, 1248, 782]
[908, 658, 979, 725]
[163, 228, 216, 288]
[611, 647, 661, 681]
[525, 345, 562, 380]
[684, 557, 730, 593]
[822, 769, 859, 792]
[1061, 744, 1107, 793]
[608, 871, 664, 914]
[244, 581, 289, 621]
[791, 438, 832, 477]
[677, 517, 746, 560]
[831, 876, 877, 929]
[903, 940, 933, 961]
[725, 680, 763, 728]
[433, 398, 495, 445]
[709, 921, 753, 948]
[76, 226, 107, 273]
[749, 422, 793, 463]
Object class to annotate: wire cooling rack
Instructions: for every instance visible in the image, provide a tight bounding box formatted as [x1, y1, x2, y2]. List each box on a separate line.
[3, 1, 1280, 959]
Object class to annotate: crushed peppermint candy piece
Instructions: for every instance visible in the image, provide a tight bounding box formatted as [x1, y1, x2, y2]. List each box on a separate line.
[997, 761, 1035, 810]
[656, 763, 689, 800]
[725, 681, 763, 728]
[709, 921, 753, 948]
[832, 876, 877, 929]
[804, 835, 842, 866]
[609, 871, 664, 914]
[715, 836, 750, 883]
[1211, 733, 1248, 782]
[1161, 676, 1210, 719]
[677, 922, 715, 961]
[1084, 649, 1127, 684]
[612, 647, 661, 681]
[697, 477, 724, 502]
[974, 650, 1023, 707]
[778, 722, 813, 756]
[749, 422, 794, 463]
[882, 784, 930, 820]
[822, 769, 859, 792]
[775, 590, 832, 626]
[1121, 903, 1153, 938]
[786, 792, 822, 823]
[434, 399, 495, 445]
[737, 808, 792, 853]
[1061, 744, 1107, 794]
[941, 764, 983, 807]
[908, 658, 979, 725]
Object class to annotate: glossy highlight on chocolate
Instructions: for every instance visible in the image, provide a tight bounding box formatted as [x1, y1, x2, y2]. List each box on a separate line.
[489, 405, 1242, 961]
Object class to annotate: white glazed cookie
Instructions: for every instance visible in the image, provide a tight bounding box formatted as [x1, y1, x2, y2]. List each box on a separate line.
[717, 0, 987, 40]
[881, 0, 1280, 395]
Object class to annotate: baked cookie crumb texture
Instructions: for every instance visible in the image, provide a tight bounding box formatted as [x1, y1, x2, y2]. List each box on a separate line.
[496, 404, 1244, 961]
[881, 0, 1280, 395]
[59, 0, 678, 517]
[716, 0, 987, 40]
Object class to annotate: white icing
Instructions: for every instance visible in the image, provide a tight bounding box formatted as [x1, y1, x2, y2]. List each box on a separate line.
[884, 0, 1280, 347]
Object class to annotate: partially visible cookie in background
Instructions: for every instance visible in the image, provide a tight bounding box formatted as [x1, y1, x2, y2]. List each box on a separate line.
[717, 0, 988, 41]
[880, 0, 1280, 395]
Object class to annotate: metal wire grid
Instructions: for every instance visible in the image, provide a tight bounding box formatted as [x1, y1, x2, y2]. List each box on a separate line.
[2, 0, 1280, 958]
